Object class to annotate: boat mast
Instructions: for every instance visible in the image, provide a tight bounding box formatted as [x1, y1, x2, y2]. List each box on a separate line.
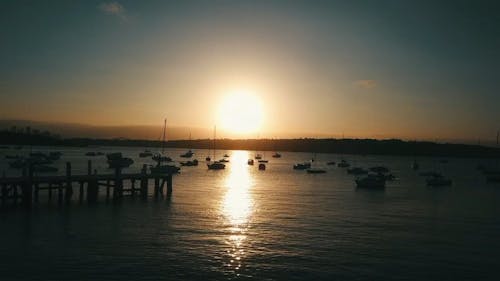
[213, 126, 216, 160]
[162, 118, 166, 154]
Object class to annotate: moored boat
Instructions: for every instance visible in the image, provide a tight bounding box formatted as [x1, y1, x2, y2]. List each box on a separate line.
[426, 175, 452, 186]
[293, 162, 311, 170]
[180, 150, 194, 158]
[180, 159, 198, 166]
[208, 162, 225, 170]
[337, 159, 350, 168]
[307, 169, 326, 174]
[355, 174, 386, 189]
[207, 126, 225, 170]
[139, 150, 153, 158]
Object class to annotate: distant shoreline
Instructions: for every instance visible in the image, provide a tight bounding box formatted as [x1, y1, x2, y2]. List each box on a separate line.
[1, 131, 499, 158]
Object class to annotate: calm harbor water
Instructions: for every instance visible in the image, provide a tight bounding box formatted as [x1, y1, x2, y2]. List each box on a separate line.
[1, 146, 499, 280]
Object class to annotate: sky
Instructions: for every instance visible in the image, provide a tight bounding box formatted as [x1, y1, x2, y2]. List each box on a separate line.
[1, 0, 499, 141]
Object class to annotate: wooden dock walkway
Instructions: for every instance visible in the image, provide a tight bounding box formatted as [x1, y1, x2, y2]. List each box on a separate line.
[0, 160, 175, 209]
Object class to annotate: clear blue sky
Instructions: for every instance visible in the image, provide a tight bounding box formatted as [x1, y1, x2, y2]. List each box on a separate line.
[1, 0, 499, 141]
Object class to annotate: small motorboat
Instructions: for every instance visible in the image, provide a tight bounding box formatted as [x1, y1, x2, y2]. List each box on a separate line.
[180, 150, 194, 158]
[327, 161, 336, 165]
[255, 154, 262, 160]
[337, 160, 350, 168]
[258, 160, 269, 163]
[152, 154, 172, 162]
[381, 173, 396, 181]
[258, 163, 266, 170]
[293, 162, 311, 170]
[426, 175, 452, 186]
[139, 150, 153, 158]
[223, 153, 230, 158]
[247, 159, 254, 165]
[369, 166, 389, 173]
[218, 158, 229, 163]
[355, 174, 386, 189]
[180, 159, 199, 166]
[272, 152, 281, 158]
[208, 162, 225, 170]
[206, 156, 211, 161]
[307, 169, 326, 174]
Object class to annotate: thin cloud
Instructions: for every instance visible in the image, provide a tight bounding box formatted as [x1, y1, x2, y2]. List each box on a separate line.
[355, 80, 378, 89]
[98, 2, 127, 20]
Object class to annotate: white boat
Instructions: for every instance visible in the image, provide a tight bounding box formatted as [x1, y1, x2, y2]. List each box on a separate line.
[208, 126, 225, 170]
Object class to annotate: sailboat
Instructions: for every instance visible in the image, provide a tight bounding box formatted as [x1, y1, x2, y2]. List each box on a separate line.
[208, 126, 225, 170]
[272, 138, 281, 158]
[180, 132, 194, 158]
[151, 118, 179, 174]
[152, 119, 172, 162]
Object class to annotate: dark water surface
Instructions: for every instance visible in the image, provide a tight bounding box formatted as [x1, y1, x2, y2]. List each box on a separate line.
[1, 146, 499, 280]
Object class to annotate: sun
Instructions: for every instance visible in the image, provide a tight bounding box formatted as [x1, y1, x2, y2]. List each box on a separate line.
[217, 90, 264, 135]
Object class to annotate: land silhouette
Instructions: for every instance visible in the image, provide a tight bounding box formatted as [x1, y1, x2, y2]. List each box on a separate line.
[1, 127, 498, 158]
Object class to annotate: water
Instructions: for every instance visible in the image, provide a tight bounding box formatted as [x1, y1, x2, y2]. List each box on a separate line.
[1, 146, 499, 280]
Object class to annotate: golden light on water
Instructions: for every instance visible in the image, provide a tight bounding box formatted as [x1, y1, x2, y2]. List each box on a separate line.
[217, 90, 264, 135]
[221, 150, 254, 272]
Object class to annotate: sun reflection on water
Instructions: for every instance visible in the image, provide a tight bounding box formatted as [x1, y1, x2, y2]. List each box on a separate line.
[221, 150, 254, 273]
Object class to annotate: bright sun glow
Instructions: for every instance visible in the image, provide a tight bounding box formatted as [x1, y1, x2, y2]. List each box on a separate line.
[217, 90, 264, 135]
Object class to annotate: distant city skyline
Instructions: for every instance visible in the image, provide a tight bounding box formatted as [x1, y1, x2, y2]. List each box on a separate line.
[1, 1, 499, 142]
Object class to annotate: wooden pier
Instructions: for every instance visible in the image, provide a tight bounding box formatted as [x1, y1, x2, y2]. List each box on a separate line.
[0, 160, 174, 209]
